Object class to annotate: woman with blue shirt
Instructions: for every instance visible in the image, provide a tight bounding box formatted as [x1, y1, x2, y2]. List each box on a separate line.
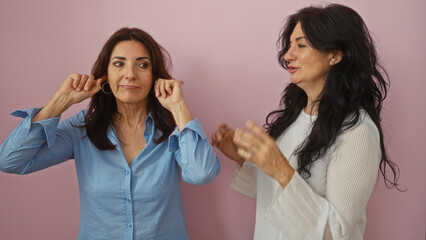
[0, 27, 221, 240]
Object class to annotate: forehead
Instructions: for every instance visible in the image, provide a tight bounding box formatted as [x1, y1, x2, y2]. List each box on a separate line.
[111, 40, 150, 58]
[290, 22, 304, 41]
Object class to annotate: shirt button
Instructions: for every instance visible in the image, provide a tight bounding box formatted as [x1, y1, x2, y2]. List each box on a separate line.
[128, 224, 132, 228]
[125, 170, 130, 175]
[126, 198, 131, 202]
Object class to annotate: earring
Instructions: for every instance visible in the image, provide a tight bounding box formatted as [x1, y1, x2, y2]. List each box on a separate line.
[101, 81, 112, 95]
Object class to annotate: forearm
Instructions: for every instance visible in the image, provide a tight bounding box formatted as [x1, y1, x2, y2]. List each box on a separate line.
[169, 101, 192, 132]
[32, 92, 72, 122]
[0, 108, 69, 174]
[274, 160, 295, 189]
[173, 119, 221, 185]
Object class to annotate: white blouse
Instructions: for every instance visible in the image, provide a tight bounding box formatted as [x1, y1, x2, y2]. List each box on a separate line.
[231, 110, 381, 240]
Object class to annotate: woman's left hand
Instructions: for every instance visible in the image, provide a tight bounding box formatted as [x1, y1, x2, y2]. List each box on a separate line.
[233, 121, 295, 188]
[154, 78, 186, 111]
[154, 78, 192, 131]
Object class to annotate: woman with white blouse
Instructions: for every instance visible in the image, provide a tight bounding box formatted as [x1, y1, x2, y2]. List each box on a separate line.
[212, 4, 401, 240]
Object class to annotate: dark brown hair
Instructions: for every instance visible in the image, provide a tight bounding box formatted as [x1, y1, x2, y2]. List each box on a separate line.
[265, 4, 401, 190]
[84, 27, 176, 150]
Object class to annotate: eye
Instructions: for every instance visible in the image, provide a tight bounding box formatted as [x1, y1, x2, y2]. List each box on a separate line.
[297, 44, 306, 48]
[139, 62, 149, 68]
[113, 61, 124, 67]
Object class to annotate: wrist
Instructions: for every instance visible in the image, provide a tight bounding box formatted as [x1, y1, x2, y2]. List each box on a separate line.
[169, 100, 188, 114]
[169, 101, 193, 131]
[274, 161, 295, 189]
[52, 92, 74, 112]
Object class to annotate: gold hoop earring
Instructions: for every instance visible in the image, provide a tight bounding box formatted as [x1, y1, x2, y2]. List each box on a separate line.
[101, 81, 112, 95]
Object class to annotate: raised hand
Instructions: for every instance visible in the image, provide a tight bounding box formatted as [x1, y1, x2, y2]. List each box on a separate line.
[233, 121, 295, 188]
[212, 123, 245, 166]
[57, 73, 103, 105]
[154, 78, 192, 131]
[154, 78, 186, 111]
[32, 73, 103, 122]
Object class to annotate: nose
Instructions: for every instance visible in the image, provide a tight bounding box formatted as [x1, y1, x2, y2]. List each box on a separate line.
[283, 46, 295, 64]
[125, 65, 136, 80]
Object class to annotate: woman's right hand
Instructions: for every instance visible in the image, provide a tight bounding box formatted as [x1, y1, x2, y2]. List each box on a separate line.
[32, 73, 103, 122]
[212, 123, 245, 167]
[57, 73, 103, 105]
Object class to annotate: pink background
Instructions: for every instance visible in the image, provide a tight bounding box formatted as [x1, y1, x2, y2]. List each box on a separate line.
[1, 0, 425, 239]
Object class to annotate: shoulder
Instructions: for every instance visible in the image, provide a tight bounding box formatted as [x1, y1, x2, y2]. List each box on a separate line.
[339, 109, 380, 146]
[61, 109, 87, 127]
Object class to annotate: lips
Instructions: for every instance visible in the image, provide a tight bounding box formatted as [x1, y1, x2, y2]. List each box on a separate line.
[120, 85, 139, 89]
[288, 66, 298, 73]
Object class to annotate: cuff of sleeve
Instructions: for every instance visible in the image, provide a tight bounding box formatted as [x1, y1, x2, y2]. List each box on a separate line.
[230, 161, 257, 198]
[265, 172, 326, 239]
[11, 108, 61, 148]
[168, 119, 206, 152]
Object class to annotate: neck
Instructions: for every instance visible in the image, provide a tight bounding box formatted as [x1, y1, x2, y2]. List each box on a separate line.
[304, 99, 318, 116]
[301, 80, 325, 116]
[303, 87, 323, 116]
[114, 101, 149, 129]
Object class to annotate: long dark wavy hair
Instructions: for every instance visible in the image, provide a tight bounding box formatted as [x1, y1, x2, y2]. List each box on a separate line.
[84, 28, 176, 150]
[265, 4, 401, 189]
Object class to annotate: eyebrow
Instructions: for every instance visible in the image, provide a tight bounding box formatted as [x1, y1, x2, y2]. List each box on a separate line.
[295, 36, 306, 41]
[111, 56, 151, 61]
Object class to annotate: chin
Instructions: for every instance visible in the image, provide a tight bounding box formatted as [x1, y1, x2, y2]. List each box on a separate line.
[290, 78, 300, 84]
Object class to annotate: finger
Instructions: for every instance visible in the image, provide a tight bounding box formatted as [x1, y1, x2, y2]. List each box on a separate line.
[165, 80, 173, 96]
[219, 123, 232, 132]
[160, 79, 167, 98]
[219, 127, 233, 142]
[88, 78, 103, 95]
[76, 74, 89, 91]
[223, 130, 234, 141]
[245, 120, 269, 142]
[216, 123, 232, 141]
[97, 77, 104, 88]
[84, 75, 95, 91]
[233, 128, 261, 152]
[154, 79, 161, 97]
[72, 73, 82, 89]
[211, 133, 217, 147]
[237, 147, 253, 161]
[171, 79, 183, 89]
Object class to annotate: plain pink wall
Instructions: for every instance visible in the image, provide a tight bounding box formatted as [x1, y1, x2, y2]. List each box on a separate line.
[0, 0, 425, 239]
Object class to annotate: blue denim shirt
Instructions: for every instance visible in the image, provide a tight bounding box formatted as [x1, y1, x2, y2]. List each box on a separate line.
[0, 108, 221, 240]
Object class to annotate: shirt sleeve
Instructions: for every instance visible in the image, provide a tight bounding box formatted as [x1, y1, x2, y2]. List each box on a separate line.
[264, 122, 381, 240]
[0, 108, 75, 174]
[168, 119, 221, 185]
[230, 161, 257, 198]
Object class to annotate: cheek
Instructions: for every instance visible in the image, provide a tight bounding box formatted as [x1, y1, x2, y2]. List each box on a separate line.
[141, 71, 153, 86]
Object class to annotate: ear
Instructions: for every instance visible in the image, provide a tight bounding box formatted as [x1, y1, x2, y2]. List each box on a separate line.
[101, 74, 108, 83]
[329, 50, 343, 66]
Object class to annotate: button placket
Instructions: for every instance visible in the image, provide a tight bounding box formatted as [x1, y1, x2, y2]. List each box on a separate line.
[123, 168, 134, 239]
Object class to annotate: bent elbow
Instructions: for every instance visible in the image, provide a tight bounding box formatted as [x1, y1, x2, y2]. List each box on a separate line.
[0, 163, 20, 174]
[0, 157, 31, 175]
[183, 164, 221, 185]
